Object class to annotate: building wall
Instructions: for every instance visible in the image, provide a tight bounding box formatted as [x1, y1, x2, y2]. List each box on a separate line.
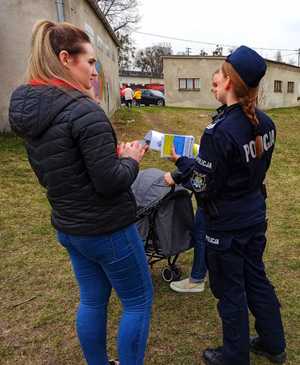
[163, 57, 223, 109]
[0, 0, 119, 132]
[163, 56, 300, 109]
[259, 63, 300, 109]
[0, 0, 58, 131]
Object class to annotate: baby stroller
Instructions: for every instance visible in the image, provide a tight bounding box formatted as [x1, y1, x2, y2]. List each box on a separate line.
[132, 168, 195, 282]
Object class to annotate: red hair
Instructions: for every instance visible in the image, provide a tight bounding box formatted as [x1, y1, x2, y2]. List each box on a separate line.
[221, 62, 263, 158]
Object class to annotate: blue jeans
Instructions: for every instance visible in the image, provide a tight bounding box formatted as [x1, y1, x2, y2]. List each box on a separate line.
[57, 224, 153, 365]
[190, 208, 207, 281]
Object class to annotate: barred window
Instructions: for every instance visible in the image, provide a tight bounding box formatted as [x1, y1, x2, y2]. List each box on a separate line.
[274, 80, 282, 93]
[287, 81, 295, 93]
[178, 78, 201, 91]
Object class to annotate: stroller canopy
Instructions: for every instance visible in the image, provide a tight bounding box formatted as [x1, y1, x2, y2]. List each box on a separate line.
[132, 168, 176, 207]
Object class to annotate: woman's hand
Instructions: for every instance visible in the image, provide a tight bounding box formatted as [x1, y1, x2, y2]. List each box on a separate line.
[164, 172, 176, 186]
[119, 140, 146, 162]
[169, 147, 180, 163]
[116, 142, 125, 156]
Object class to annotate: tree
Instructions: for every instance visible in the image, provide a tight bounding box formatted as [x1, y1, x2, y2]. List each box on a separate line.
[199, 49, 208, 56]
[135, 43, 173, 75]
[117, 32, 136, 70]
[97, 0, 140, 70]
[275, 50, 282, 62]
[97, 0, 140, 32]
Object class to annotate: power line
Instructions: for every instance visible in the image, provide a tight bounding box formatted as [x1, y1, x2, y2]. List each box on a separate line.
[133, 30, 298, 53]
[283, 52, 299, 57]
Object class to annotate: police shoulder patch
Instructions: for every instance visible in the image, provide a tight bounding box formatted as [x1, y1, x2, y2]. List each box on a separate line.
[190, 170, 207, 192]
[205, 116, 226, 135]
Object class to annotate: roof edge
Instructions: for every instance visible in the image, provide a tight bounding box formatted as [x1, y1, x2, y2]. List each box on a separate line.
[119, 70, 163, 78]
[85, 0, 121, 47]
[163, 55, 226, 60]
[163, 55, 300, 69]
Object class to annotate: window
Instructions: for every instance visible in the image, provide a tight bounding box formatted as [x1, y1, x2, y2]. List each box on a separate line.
[194, 78, 201, 89]
[178, 78, 200, 91]
[179, 79, 186, 89]
[186, 79, 193, 89]
[274, 80, 282, 93]
[287, 81, 295, 93]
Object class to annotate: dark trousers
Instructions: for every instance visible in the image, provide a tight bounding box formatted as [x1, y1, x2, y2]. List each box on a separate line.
[125, 99, 132, 108]
[206, 222, 285, 365]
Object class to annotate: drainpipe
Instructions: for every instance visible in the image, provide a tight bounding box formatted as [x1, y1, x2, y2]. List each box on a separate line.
[55, 0, 65, 22]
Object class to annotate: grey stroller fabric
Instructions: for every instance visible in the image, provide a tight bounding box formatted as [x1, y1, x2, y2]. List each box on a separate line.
[132, 168, 194, 257]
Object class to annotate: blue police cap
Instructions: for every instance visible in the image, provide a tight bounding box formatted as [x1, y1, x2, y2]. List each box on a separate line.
[226, 46, 267, 88]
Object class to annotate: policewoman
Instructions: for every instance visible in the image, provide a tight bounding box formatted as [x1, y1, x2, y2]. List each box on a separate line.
[165, 46, 286, 365]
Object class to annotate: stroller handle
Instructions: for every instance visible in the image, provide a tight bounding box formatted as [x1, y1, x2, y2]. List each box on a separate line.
[170, 185, 175, 193]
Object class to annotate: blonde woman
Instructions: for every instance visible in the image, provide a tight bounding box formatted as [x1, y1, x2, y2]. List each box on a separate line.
[9, 20, 153, 365]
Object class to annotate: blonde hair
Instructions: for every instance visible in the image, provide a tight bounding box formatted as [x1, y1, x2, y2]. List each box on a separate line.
[221, 62, 263, 158]
[27, 20, 91, 90]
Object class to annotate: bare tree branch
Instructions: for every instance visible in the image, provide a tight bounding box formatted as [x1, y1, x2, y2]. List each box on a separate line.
[97, 1, 140, 69]
[97, 0, 139, 32]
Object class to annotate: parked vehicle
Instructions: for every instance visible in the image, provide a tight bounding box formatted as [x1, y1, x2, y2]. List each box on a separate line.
[120, 87, 165, 106]
[144, 83, 165, 93]
[140, 89, 165, 106]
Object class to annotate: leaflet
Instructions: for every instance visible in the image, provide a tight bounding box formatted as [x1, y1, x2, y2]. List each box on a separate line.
[143, 130, 164, 151]
[143, 130, 199, 158]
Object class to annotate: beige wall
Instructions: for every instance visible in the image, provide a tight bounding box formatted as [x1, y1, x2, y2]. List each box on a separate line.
[163, 57, 223, 109]
[163, 56, 300, 110]
[259, 62, 300, 109]
[0, 0, 57, 131]
[0, 0, 119, 132]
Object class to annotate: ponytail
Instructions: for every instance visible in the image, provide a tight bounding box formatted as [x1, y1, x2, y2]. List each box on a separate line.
[27, 20, 91, 90]
[222, 62, 264, 158]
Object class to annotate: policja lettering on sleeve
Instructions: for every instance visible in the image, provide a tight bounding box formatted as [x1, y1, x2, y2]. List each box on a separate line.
[205, 234, 219, 245]
[195, 156, 213, 169]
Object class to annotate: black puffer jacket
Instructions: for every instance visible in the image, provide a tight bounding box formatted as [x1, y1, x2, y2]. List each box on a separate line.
[9, 85, 139, 235]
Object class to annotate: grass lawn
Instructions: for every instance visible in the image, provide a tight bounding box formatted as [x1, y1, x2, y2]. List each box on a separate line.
[1, 105, 299, 364]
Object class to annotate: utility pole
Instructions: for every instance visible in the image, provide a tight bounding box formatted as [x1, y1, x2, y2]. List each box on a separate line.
[186, 47, 192, 56]
[298, 48, 300, 67]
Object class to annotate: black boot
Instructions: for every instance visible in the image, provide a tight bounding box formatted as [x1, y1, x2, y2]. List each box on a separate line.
[250, 336, 287, 364]
[202, 347, 225, 365]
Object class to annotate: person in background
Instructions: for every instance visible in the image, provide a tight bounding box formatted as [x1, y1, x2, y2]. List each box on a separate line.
[9, 20, 153, 365]
[134, 88, 142, 107]
[165, 46, 286, 365]
[123, 84, 134, 109]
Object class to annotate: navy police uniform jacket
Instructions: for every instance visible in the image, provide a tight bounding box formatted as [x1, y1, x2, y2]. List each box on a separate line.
[174, 103, 276, 231]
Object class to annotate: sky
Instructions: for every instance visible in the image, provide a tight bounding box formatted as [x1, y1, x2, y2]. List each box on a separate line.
[131, 0, 300, 64]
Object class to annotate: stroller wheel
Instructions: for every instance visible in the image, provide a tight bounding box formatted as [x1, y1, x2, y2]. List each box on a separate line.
[171, 266, 182, 281]
[161, 267, 174, 282]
